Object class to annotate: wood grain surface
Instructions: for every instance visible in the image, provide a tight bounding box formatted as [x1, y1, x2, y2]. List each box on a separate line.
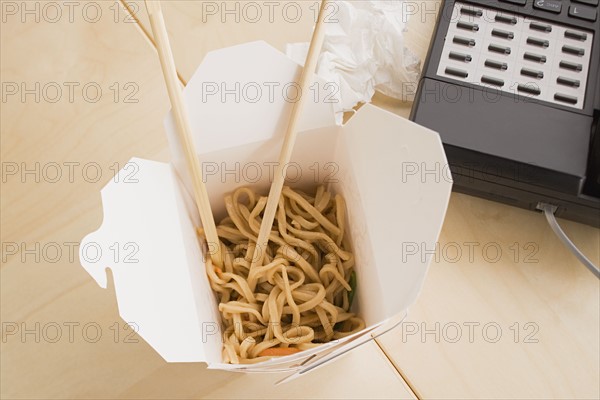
[378, 193, 600, 399]
[2, 1, 598, 399]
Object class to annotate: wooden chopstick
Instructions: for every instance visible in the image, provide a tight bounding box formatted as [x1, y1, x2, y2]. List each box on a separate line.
[145, 0, 223, 267]
[249, 0, 329, 272]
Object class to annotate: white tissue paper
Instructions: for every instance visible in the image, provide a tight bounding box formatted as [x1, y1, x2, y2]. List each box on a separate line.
[287, 0, 421, 124]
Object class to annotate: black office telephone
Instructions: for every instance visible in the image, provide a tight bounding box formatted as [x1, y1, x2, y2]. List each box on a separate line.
[411, 0, 600, 227]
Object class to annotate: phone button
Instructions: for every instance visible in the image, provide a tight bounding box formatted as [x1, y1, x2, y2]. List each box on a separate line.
[521, 68, 544, 79]
[495, 14, 517, 24]
[554, 93, 578, 104]
[453, 36, 476, 47]
[517, 84, 541, 96]
[449, 51, 472, 62]
[460, 7, 483, 17]
[457, 21, 480, 31]
[445, 67, 469, 78]
[523, 52, 547, 63]
[569, 5, 598, 21]
[529, 22, 552, 32]
[533, 0, 562, 13]
[564, 30, 588, 41]
[492, 28, 515, 39]
[557, 76, 581, 88]
[481, 75, 505, 87]
[485, 59, 509, 70]
[559, 60, 583, 71]
[562, 45, 585, 56]
[488, 44, 511, 54]
[527, 37, 550, 47]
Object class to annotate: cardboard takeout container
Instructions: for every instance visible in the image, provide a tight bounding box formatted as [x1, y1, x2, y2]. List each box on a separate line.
[80, 41, 452, 376]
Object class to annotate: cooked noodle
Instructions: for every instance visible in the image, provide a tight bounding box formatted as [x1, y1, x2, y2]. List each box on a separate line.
[199, 185, 365, 364]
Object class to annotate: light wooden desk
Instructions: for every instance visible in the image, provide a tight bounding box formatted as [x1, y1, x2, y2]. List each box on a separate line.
[1, 1, 598, 399]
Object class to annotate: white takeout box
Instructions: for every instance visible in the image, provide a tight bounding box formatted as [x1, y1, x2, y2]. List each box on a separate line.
[80, 41, 452, 376]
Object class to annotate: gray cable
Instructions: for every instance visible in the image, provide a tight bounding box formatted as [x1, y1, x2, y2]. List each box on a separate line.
[538, 203, 600, 279]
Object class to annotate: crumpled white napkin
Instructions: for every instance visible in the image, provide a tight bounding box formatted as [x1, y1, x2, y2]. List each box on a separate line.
[287, 0, 421, 124]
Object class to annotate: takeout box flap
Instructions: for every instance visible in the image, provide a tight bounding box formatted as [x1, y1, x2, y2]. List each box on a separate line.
[79, 158, 221, 363]
[339, 104, 452, 320]
[165, 40, 336, 198]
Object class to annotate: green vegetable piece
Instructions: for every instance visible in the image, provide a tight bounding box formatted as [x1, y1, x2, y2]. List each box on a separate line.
[348, 271, 357, 308]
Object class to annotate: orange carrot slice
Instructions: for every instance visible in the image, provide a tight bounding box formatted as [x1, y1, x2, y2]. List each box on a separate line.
[258, 347, 301, 357]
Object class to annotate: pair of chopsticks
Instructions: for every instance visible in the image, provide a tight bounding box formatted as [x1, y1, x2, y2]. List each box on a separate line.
[145, 0, 329, 268]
